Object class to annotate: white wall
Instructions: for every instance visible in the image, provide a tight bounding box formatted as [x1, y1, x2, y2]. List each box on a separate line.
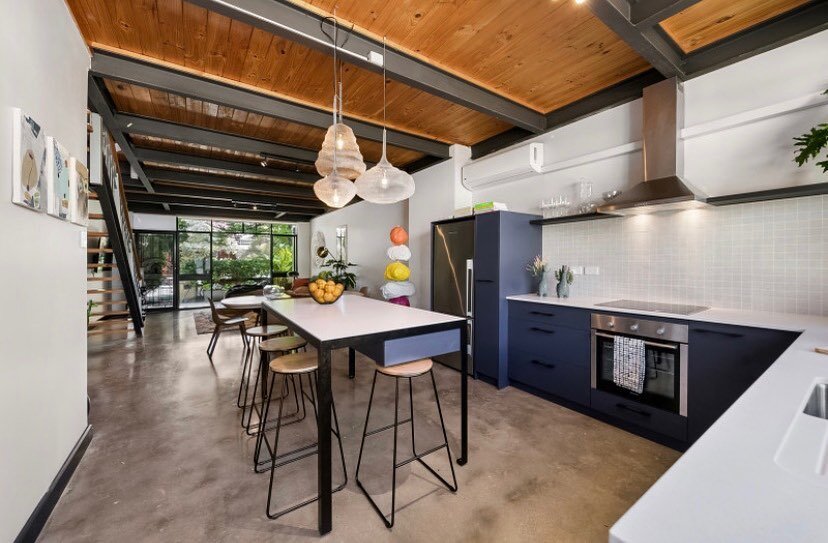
[469, 30, 828, 316]
[310, 200, 407, 297]
[0, 1, 90, 540]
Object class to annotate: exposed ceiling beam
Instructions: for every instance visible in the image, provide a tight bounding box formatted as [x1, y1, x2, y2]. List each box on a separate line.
[133, 148, 318, 183]
[143, 167, 319, 198]
[116, 113, 319, 164]
[630, 0, 702, 27]
[128, 202, 315, 223]
[87, 78, 164, 206]
[472, 69, 663, 158]
[587, 0, 685, 79]
[682, 1, 828, 77]
[131, 184, 327, 210]
[402, 156, 449, 174]
[125, 191, 322, 216]
[90, 49, 451, 158]
[187, 0, 546, 132]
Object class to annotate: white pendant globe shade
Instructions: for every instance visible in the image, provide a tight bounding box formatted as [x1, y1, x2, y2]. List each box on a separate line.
[314, 170, 356, 208]
[316, 123, 365, 180]
[355, 153, 415, 204]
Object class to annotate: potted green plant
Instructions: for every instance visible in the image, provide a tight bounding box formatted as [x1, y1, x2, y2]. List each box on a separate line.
[794, 89, 828, 173]
[317, 256, 357, 290]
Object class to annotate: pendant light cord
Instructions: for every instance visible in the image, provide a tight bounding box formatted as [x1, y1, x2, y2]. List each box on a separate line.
[382, 37, 387, 158]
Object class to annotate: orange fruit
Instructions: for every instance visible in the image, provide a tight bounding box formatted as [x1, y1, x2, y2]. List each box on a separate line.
[309, 283, 318, 293]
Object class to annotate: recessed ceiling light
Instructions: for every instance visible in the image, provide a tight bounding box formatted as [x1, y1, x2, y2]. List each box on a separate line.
[260, 159, 268, 167]
[126, 122, 133, 128]
[252, 205, 258, 210]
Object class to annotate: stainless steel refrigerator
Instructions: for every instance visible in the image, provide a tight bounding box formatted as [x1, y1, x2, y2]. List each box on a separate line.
[431, 218, 475, 374]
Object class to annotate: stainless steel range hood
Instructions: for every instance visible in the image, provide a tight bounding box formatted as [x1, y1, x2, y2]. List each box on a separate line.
[598, 78, 707, 215]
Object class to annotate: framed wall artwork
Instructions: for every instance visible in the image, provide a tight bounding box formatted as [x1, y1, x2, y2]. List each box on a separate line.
[70, 157, 89, 226]
[11, 108, 46, 211]
[45, 137, 71, 220]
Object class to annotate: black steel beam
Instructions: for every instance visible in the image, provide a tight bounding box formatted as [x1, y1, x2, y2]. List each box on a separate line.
[143, 167, 319, 198]
[587, 0, 685, 78]
[90, 49, 451, 158]
[128, 202, 315, 223]
[133, 148, 318, 182]
[116, 113, 319, 164]
[87, 78, 156, 195]
[125, 190, 323, 215]
[402, 156, 449, 174]
[187, 0, 546, 132]
[472, 69, 664, 159]
[682, 1, 828, 77]
[631, 0, 702, 27]
[149, 183, 327, 209]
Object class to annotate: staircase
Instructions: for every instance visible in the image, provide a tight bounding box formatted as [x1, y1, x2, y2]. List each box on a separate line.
[86, 199, 137, 338]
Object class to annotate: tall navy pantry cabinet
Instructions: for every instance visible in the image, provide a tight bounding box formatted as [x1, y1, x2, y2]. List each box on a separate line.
[473, 211, 541, 388]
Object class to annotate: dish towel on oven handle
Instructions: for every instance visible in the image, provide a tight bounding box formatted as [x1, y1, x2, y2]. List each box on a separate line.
[613, 336, 646, 394]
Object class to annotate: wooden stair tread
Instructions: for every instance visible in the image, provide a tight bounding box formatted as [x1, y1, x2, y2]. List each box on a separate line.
[90, 310, 130, 317]
[91, 300, 127, 306]
[87, 231, 108, 237]
[87, 288, 124, 294]
[89, 213, 104, 220]
[87, 248, 113, 253]
[86, 275, 119, 281]
[87, 263, 115, 269]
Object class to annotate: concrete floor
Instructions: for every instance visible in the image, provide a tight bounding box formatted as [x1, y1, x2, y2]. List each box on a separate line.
[39, 311, 680, 542]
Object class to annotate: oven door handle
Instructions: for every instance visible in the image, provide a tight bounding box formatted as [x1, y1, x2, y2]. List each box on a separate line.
[594, 331, 679, 350]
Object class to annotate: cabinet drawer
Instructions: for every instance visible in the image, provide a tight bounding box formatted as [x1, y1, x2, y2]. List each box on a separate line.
[590, 389, 687, 442]
[509, 319, 590, 367]
[509, 348, 589, 405]
[509, 301, 590, 330]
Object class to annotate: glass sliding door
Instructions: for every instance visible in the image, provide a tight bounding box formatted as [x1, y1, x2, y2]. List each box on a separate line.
[211, 221, 271, 301]
[177, 227, 211, 309]
[135, 232, 175, 309]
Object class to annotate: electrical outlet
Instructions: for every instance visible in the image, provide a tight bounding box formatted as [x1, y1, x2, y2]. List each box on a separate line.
[585, 266, 600, 276]
[571, 266, 584, 275]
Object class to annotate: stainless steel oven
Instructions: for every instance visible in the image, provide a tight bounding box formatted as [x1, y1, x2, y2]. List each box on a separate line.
[591, 313, 688, 416]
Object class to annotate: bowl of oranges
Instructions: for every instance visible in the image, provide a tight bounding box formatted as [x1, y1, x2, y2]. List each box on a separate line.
[309, 278, 345, 304]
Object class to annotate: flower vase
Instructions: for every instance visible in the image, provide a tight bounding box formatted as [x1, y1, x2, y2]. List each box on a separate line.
[538, 273, 549, 297]
[556, 275, 570, 298]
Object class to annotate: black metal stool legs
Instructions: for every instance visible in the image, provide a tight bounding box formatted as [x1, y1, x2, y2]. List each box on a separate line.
[355, 369, 458, 528]
[261, 370, 348, 520]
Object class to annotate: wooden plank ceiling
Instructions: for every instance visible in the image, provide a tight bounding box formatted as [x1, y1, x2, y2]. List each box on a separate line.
[66, 0, 818, 220]
[660, 0, 812, 53]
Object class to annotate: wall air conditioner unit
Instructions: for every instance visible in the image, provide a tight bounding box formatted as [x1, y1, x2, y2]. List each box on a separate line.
[462, 142, 544, 190]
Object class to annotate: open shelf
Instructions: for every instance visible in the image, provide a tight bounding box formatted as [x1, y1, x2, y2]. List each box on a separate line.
[707, 183, 828, 206]
[529, 212, 620, 226]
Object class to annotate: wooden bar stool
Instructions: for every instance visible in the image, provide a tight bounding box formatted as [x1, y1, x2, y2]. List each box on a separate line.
[237, 324, 288, 410]
[242, 335, 308, 437]
[355, 358, 458, 528]
[255, 352, 348, 520]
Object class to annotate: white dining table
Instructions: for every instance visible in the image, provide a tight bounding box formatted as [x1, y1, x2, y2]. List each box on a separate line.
[259, 295, 468, 535]
[220, 294, 289, 311]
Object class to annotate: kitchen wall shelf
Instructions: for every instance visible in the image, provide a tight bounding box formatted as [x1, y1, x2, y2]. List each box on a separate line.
[707, 183, 828, 206]
[529, 212, 620, 226]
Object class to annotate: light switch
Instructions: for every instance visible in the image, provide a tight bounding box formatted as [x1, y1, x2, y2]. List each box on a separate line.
[571, 266, 584, 275]
[80, 230, 87, 249]
[585, 266, 600, 275]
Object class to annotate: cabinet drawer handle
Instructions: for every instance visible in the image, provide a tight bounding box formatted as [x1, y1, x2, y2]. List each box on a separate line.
[694, 328, 745, 338]
[530, 327, 555, 334]
[615, 403, 651, 417]
[530, 311, 555, 317]
[530, 359, 556, 369]
[475, 279, 494, 283]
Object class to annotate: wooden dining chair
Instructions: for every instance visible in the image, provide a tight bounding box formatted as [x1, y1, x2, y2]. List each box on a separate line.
[206, 298, 248, 358]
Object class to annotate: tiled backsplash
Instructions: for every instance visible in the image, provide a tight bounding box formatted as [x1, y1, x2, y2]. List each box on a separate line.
[543, 195, 827, 316]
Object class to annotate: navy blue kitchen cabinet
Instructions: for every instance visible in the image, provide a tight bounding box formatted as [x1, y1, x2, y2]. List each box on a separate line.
[687, 323, 798, 442]
[473, 212, 541, 387]
[507, 300, 591, 405]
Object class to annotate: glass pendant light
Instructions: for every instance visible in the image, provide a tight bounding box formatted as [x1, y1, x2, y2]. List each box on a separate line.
[316, 18, 365, 180]
[355, 38, 415, 204]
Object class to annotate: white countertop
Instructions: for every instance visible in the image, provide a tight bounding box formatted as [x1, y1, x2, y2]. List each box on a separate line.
[263, 295, 464, 343]
[507, 294, 828, 542]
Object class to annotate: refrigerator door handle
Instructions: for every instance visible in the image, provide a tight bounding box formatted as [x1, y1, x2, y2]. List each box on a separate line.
[465, 259, 474, 318]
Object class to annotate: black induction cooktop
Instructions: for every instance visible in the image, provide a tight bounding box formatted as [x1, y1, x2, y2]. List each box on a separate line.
[595, 299, 709, 316]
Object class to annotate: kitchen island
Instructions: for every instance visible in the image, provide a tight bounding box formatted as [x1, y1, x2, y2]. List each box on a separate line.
[260, 295, 469, 535]
[507, 294, 828, 542]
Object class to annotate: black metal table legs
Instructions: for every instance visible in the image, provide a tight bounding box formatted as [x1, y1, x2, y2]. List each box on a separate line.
[459, 322, 468, 465]
[348, 347, 356, 379]
[317, 345, 333, 535]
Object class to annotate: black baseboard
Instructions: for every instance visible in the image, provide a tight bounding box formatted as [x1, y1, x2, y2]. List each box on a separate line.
[14, 425, 93, 543]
